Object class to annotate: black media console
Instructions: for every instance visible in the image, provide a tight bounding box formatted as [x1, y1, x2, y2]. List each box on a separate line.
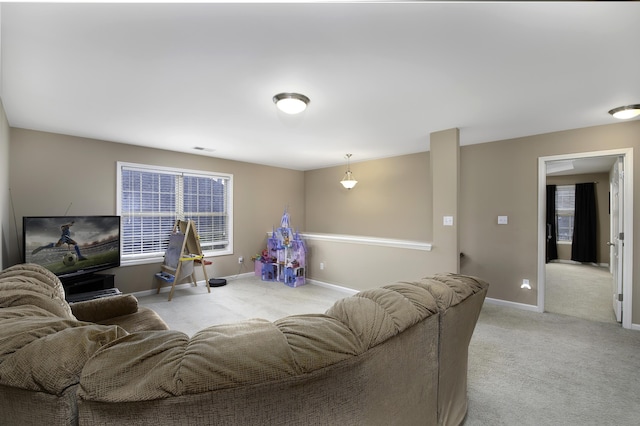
[63, 273, 117, 302]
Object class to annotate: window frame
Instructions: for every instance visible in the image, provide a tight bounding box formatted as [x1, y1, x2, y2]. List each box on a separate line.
[555, 184, 575, 244]
[116, 161, 233, 266]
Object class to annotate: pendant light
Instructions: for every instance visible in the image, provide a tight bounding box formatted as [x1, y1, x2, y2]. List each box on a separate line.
[340, 153, 358, 190]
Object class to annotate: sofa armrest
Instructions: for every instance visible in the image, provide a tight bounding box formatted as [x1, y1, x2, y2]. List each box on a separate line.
[71, 294, 139, 323]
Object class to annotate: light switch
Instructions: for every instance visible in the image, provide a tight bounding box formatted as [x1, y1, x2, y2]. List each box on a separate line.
[498, 215, 508, 225]
[443, 216, 454, 226]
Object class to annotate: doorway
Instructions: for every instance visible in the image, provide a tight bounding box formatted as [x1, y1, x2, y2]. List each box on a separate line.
[545, 262, 616, 323]
[537, 149, 634, 329]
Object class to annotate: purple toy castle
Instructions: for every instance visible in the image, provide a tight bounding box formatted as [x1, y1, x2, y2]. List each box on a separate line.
[260, 208, 306, 287]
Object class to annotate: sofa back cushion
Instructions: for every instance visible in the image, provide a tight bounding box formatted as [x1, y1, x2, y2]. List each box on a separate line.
[77, 281, 442, 425]
[78, 282, 440, 403]
[0, 308, 127, 394]
[0, 263, 74, 319]
[78, 315, 441, 426]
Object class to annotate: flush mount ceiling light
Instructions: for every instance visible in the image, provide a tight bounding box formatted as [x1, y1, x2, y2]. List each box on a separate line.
[608, 104, 640, 120]
[273, 92, 310, 114]
[340, 153, 358, 190]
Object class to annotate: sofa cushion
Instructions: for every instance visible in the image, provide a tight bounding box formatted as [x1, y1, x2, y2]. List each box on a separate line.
[79, 320, 300, 402]
[78, 315, 442, 426]
[96, 306, 170, 332]
[326, 282, 438, 348]
[274, 314, 363, 372]
[71, 294, 139, 322]
[70, 295, 169, 332]
[0, 305, 68, 368]
[0, 263, 66, 296]
[0, 316, 127, 394]
[0, 285, 74, 319]
[78, 283, 442, 405]
[0, 263, 74, 319]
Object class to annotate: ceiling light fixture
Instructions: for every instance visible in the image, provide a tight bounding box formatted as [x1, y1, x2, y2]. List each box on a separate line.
[273, 92, 310, 114]
[340, 153, 358, 190]
[608, 104, 640, 120]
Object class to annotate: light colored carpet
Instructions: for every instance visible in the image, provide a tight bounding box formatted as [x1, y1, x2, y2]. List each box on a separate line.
[138, 274, 640, 425]
[138, 274, 354, 336]
[466, 303, 640, 426]
[545, 262, 616, 324]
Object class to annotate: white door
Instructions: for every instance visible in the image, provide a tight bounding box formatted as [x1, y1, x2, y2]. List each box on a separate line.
[609, 156, 624, 322]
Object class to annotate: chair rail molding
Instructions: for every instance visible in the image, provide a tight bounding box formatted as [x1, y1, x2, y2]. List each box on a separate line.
[293, 232, 433, 251]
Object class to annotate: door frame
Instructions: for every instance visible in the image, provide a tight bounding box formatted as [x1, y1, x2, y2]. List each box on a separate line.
[537, 148, 634, 329]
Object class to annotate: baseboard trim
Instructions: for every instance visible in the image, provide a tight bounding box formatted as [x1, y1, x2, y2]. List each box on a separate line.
[225, 272, 257, 280]
[132, 272, 256, 298]
[133, 282, 196, 298]
[485, 298, 640, 332]
[132, 273, 358, 299]
[306, 279, 359, 295]
[484, 297, 540, 312]
[548, 259, 609, 268]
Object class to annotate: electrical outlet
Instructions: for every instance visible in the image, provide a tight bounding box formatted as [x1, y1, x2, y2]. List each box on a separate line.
[238, 256, 244, 264]
[521, 279, 531, 289]
[320, 262, 325, 270]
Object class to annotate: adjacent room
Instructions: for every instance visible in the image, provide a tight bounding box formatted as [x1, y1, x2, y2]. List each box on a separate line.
[1, 2, 640, 425]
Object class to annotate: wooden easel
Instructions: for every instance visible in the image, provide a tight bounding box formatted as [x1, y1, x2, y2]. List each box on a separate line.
[157, 219, 211, 301]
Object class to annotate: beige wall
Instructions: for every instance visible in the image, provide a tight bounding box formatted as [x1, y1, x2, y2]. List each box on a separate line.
[302, 133, 464, 292]
[8, 128, 304, 294]
[547, 172, 610, 265]
[304, 152, 432, 241]
[303, 237, 434, 290]
[459, 120, 640, 324]
[0, 99, 9, 269]
[6, 120, 640, 325]
[303, 151, 438, 291]
[430, 128, 460, 273]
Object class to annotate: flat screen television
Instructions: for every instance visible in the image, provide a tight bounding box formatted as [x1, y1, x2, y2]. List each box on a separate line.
[23, 215, 121, 282]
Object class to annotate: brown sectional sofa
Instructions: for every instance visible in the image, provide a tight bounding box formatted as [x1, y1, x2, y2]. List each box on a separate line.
[0, 263, 488, 426]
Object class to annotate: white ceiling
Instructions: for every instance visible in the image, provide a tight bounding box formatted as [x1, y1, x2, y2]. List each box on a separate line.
[2, 2, 640, 171]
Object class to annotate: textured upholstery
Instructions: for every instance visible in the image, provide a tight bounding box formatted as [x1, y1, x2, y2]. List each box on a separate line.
[71, 294, 169, 332]
[0, 264, 488, 426]
[0, 264, 169, 425]
[0, 263, 75, 320]
[419, 274, 489, 425]
[70, 294, 139, 322]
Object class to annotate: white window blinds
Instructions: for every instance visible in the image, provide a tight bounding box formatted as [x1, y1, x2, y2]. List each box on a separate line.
[117, 162, 233, 263]
[556, 185, 575, 242]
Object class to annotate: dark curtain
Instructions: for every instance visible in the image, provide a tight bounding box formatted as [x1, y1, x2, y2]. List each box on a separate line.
[571, 182, 597, 263]
[546, 185, 558, 262]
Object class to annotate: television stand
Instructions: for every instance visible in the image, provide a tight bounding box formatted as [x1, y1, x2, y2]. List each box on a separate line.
[63, 273, 115, 299]
[66, 288, 122, 303]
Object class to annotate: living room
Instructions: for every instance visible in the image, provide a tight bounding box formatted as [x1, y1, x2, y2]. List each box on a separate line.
[1, 2, 640, 332]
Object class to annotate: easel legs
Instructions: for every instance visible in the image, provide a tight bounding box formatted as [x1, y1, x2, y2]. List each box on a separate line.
[156, 262, 211, 301]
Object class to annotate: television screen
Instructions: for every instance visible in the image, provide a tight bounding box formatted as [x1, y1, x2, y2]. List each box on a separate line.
[23, 216, 121, 282]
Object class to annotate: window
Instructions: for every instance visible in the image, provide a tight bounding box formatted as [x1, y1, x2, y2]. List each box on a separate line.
[117, 162, 233, 264]
[555, 185, 575, 242]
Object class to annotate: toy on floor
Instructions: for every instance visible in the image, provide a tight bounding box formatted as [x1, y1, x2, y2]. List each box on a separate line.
[258, 208, 306, 287]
